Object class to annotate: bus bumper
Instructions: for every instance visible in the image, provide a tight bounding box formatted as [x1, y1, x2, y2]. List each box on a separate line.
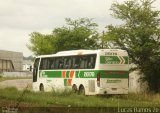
[97, 87, 128, 95]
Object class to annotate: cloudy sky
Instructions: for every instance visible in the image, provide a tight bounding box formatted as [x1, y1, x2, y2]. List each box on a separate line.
[0, 0, 159, 56]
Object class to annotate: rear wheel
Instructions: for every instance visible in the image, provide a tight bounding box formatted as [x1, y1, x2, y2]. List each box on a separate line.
[79, 85, 85, 95]
[39, 84, 44, 92]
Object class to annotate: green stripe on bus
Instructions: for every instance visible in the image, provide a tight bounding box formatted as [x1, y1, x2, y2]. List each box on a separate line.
[123, 56, 129, 64]
[40, 71, 62, 78]
[66, 71, 70, 78]
[64, 79, 67, 86]
[100, 56, 128, 64]
[100, 71, 128, 78]
[78, 71, 98, 78]
[77, 70, 128, 78]
[75, 71, 79, 78]
[39, 70, 128, 79]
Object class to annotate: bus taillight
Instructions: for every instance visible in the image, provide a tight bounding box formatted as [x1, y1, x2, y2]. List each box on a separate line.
[97, 73, 100, 87]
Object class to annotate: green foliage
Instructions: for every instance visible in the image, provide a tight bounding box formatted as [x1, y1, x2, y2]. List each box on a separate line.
[53, 18, 99, 52]
[105, 0, 160, 91]
[141, 57, 160, 91]
[27, 18, 99, 55]
[27, 32, 56, 55]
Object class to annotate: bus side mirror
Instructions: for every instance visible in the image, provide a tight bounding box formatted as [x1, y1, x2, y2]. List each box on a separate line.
[30, 66, 33, 71]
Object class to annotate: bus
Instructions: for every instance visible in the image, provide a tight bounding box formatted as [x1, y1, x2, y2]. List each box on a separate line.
[32, 49, 129, 95]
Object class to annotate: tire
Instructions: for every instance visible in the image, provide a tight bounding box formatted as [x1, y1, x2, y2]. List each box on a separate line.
[40, 84, 44, 92]
[72, 84, 77, 93]
[79, 85, 85, 95]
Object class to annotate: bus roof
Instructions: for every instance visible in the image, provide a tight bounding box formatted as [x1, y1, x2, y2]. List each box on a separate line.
[36, 49, 127, 58]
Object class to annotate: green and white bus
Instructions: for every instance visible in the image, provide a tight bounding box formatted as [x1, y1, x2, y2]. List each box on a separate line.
[33, 49, 129, 95]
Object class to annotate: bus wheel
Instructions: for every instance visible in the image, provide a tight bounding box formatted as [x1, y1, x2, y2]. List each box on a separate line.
[79, 85, 85, 95]
[72, 84, 77, 93]
[40, 84, 44, 92]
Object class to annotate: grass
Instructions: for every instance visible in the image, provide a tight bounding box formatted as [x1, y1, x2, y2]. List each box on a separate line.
[0, 87, 160, 113]
[0, 87, 160, 108]
[1, 77, 159, 112]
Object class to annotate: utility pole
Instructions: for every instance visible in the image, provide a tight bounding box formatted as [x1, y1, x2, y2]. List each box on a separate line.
[101, 31, 104, 49]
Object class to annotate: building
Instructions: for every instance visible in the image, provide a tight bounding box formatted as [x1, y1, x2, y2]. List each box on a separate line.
[22, 59, 33, 71]
[129, 64, 148, 93]
[0, 50, 23, 72]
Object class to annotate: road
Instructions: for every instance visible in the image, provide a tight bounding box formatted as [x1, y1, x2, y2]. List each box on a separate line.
[0, 79, 32, 90]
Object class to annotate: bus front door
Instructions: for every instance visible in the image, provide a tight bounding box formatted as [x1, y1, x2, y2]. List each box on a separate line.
[33, 58, 40, 82]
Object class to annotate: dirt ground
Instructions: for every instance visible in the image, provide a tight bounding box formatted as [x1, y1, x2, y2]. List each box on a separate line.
[0, 79, 32, 90]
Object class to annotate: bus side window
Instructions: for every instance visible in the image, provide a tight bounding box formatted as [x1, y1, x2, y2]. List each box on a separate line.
[50, 58, 55, 69]
[87, 55, 95, 69]
[64, 57, 68, 69]
[80, 56, 87, 69]
[86, 54, 96, 69]
[64, 57, 72, 69]
[87, 57, 92, 69]
[40, 58, 50, 70]
[72, 57, 80, 69]
[89, 55, 96, 69]
[59, 57, 64, 69]
[40, 59, 45, 70]
[92, 55, 96, 68]
[68, 58, 72, 69]
[55, 58, 59, 69]
[46, 59, 50, 69]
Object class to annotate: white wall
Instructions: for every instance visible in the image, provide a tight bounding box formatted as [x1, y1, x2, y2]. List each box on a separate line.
[129, 70, 148, 93]
[2, 72, 32, 78]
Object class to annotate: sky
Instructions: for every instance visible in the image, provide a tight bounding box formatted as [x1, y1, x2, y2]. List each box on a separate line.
[0, 0, 159, 57]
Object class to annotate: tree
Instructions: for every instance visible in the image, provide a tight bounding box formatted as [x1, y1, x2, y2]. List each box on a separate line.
[27, 32, 56, 55]
[53, 18, 99, 52]
[27, 18, 99, 55]
[105, 0, 160, 92]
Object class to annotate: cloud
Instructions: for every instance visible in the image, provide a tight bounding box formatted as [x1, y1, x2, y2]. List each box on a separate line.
[0, 0, 114, 30]
[0, 0, 159, 56]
